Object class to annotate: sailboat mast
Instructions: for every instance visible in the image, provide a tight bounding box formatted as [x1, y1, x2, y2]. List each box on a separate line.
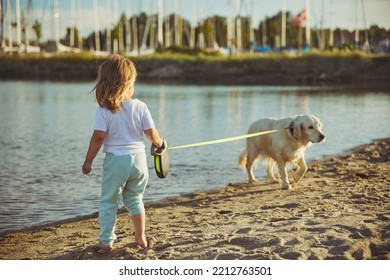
[77, 1, 83, 49]
[6, 0, 11, 49]
[54, 0, 60, 45]
[227, 0, 232, 49]
[174, 0, 179, 46]
[106, 0, 111, 53]
[236, 0, 241, 52]
[320, 0, 325, 50]
[70, 0, 74, 47]
[116, 0, 123, 53]
[354, 0, 359, 47]
[198, 9, 204, 48]
[24, 0, 33, 51]
[361, 0, 369, 51]
[249, 0, 254, 44]
[190, 0, 195, 48]
[305, 0, 310, 47]
[158, 0, 163, 47]
[15, 0, 21, 47]
[328, 0, 333, 47]
[125, 0, 131, 53]
[0, 0, 3, 48]
[93, 0, 100, 52]
[262, 19, 266, 46]
[132, 1, 138, 55]
[281, 0, 286, 47]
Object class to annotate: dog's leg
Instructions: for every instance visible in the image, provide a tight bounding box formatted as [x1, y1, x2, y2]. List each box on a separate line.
[276, 158, 291, 190]
[293, 156, 308, 183]
[266, 160, 278, 183]
[246, 154, 259, 184]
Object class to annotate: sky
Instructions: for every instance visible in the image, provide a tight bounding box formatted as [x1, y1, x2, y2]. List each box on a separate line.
[3, 0, 390, 41]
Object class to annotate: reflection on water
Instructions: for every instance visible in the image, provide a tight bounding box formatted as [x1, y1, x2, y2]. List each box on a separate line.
[0, 81, 389, 233]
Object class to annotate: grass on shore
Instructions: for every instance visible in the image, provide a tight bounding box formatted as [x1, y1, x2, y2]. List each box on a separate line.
[0, 48, 389, 84]
[1, 46, 388, 62]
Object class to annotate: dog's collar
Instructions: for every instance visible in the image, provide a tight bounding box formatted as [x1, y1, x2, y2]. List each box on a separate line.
[286, 121, 298, 140]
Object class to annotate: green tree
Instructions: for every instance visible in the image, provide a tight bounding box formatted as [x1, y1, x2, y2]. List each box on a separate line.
[32, 19, 42, 43]
[369, 25, 389, 46]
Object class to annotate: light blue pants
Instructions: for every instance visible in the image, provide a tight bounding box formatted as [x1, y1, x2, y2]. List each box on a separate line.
[98, 152, 148, 246]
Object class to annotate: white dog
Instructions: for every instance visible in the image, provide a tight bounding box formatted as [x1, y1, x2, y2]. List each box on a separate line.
[239, 115, 325, 189]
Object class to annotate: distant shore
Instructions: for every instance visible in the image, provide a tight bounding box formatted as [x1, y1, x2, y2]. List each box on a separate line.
[0, 138, 389, 260]
[0, 53, 389, 89]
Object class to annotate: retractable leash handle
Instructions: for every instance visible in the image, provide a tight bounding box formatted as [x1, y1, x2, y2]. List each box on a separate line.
[150, 139, 169, 179]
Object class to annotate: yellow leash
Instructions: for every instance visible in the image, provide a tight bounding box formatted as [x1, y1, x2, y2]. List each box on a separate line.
[168, 129, 278, 151]
[152, 129, 278, 178]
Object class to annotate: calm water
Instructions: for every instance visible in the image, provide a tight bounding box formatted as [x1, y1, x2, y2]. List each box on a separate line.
[0, 81, 389, 233]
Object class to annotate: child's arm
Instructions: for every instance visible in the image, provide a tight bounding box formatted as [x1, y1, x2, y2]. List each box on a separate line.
[144, 128, 163, 148]
[82, 130, 107, 174]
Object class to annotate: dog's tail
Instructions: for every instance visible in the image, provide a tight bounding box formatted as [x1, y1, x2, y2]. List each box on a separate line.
[238, 149, 247, 169]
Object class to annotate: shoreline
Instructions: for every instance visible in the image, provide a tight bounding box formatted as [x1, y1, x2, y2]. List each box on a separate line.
[0, 138, 389, 260]
[0, 136, 382, 236]
[1, 55, 390, 88]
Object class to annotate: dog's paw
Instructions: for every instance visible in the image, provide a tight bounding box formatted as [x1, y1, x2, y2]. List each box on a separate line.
[282, 183, 292, 190]
[293, 174, 304, 183]
[249, 179, 260, 186]
[292, 176, 300, 183]
[249, 178, 259, 183]
[267, 178, 279, 184]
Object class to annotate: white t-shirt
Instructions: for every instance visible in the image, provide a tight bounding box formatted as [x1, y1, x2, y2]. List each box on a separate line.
[94, 99, 155, 155]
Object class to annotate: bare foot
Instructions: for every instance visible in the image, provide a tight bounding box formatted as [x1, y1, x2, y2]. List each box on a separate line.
[135, 235, 148, 248]
[97, 241, 114, 252]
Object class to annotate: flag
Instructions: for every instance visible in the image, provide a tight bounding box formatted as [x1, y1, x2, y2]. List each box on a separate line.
[294, 9, 306, 25]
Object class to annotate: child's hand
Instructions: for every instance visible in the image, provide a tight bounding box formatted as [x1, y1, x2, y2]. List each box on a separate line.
[82, 161, 92, 174]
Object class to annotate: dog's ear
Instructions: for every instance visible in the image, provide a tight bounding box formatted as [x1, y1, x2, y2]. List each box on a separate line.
[300, 123, 309, 142]
[293, 122, 302, 140]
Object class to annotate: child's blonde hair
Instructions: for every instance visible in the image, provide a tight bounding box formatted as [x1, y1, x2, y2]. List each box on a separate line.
[94, 54, 137, 113]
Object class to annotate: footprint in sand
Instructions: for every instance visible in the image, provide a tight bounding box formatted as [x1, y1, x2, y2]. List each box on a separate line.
[234, 227, 252, 234]
[228, 236, 266, 251]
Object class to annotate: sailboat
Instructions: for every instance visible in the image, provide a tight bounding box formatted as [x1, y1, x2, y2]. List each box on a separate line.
[1, 0, 39, 53]
[51, 0, 79, 53]
[139, 0, 156, 56]
[91, 0, 108, 56]
[22, 0, 40, 53]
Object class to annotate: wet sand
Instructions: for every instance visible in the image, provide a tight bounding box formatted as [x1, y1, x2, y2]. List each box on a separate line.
[0, 138, 389, 260]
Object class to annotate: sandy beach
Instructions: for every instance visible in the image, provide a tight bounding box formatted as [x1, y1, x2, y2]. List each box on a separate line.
[0, 138, 389, 260]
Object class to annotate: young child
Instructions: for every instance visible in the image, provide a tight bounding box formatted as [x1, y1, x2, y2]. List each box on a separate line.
[82, 54, 163, 251]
